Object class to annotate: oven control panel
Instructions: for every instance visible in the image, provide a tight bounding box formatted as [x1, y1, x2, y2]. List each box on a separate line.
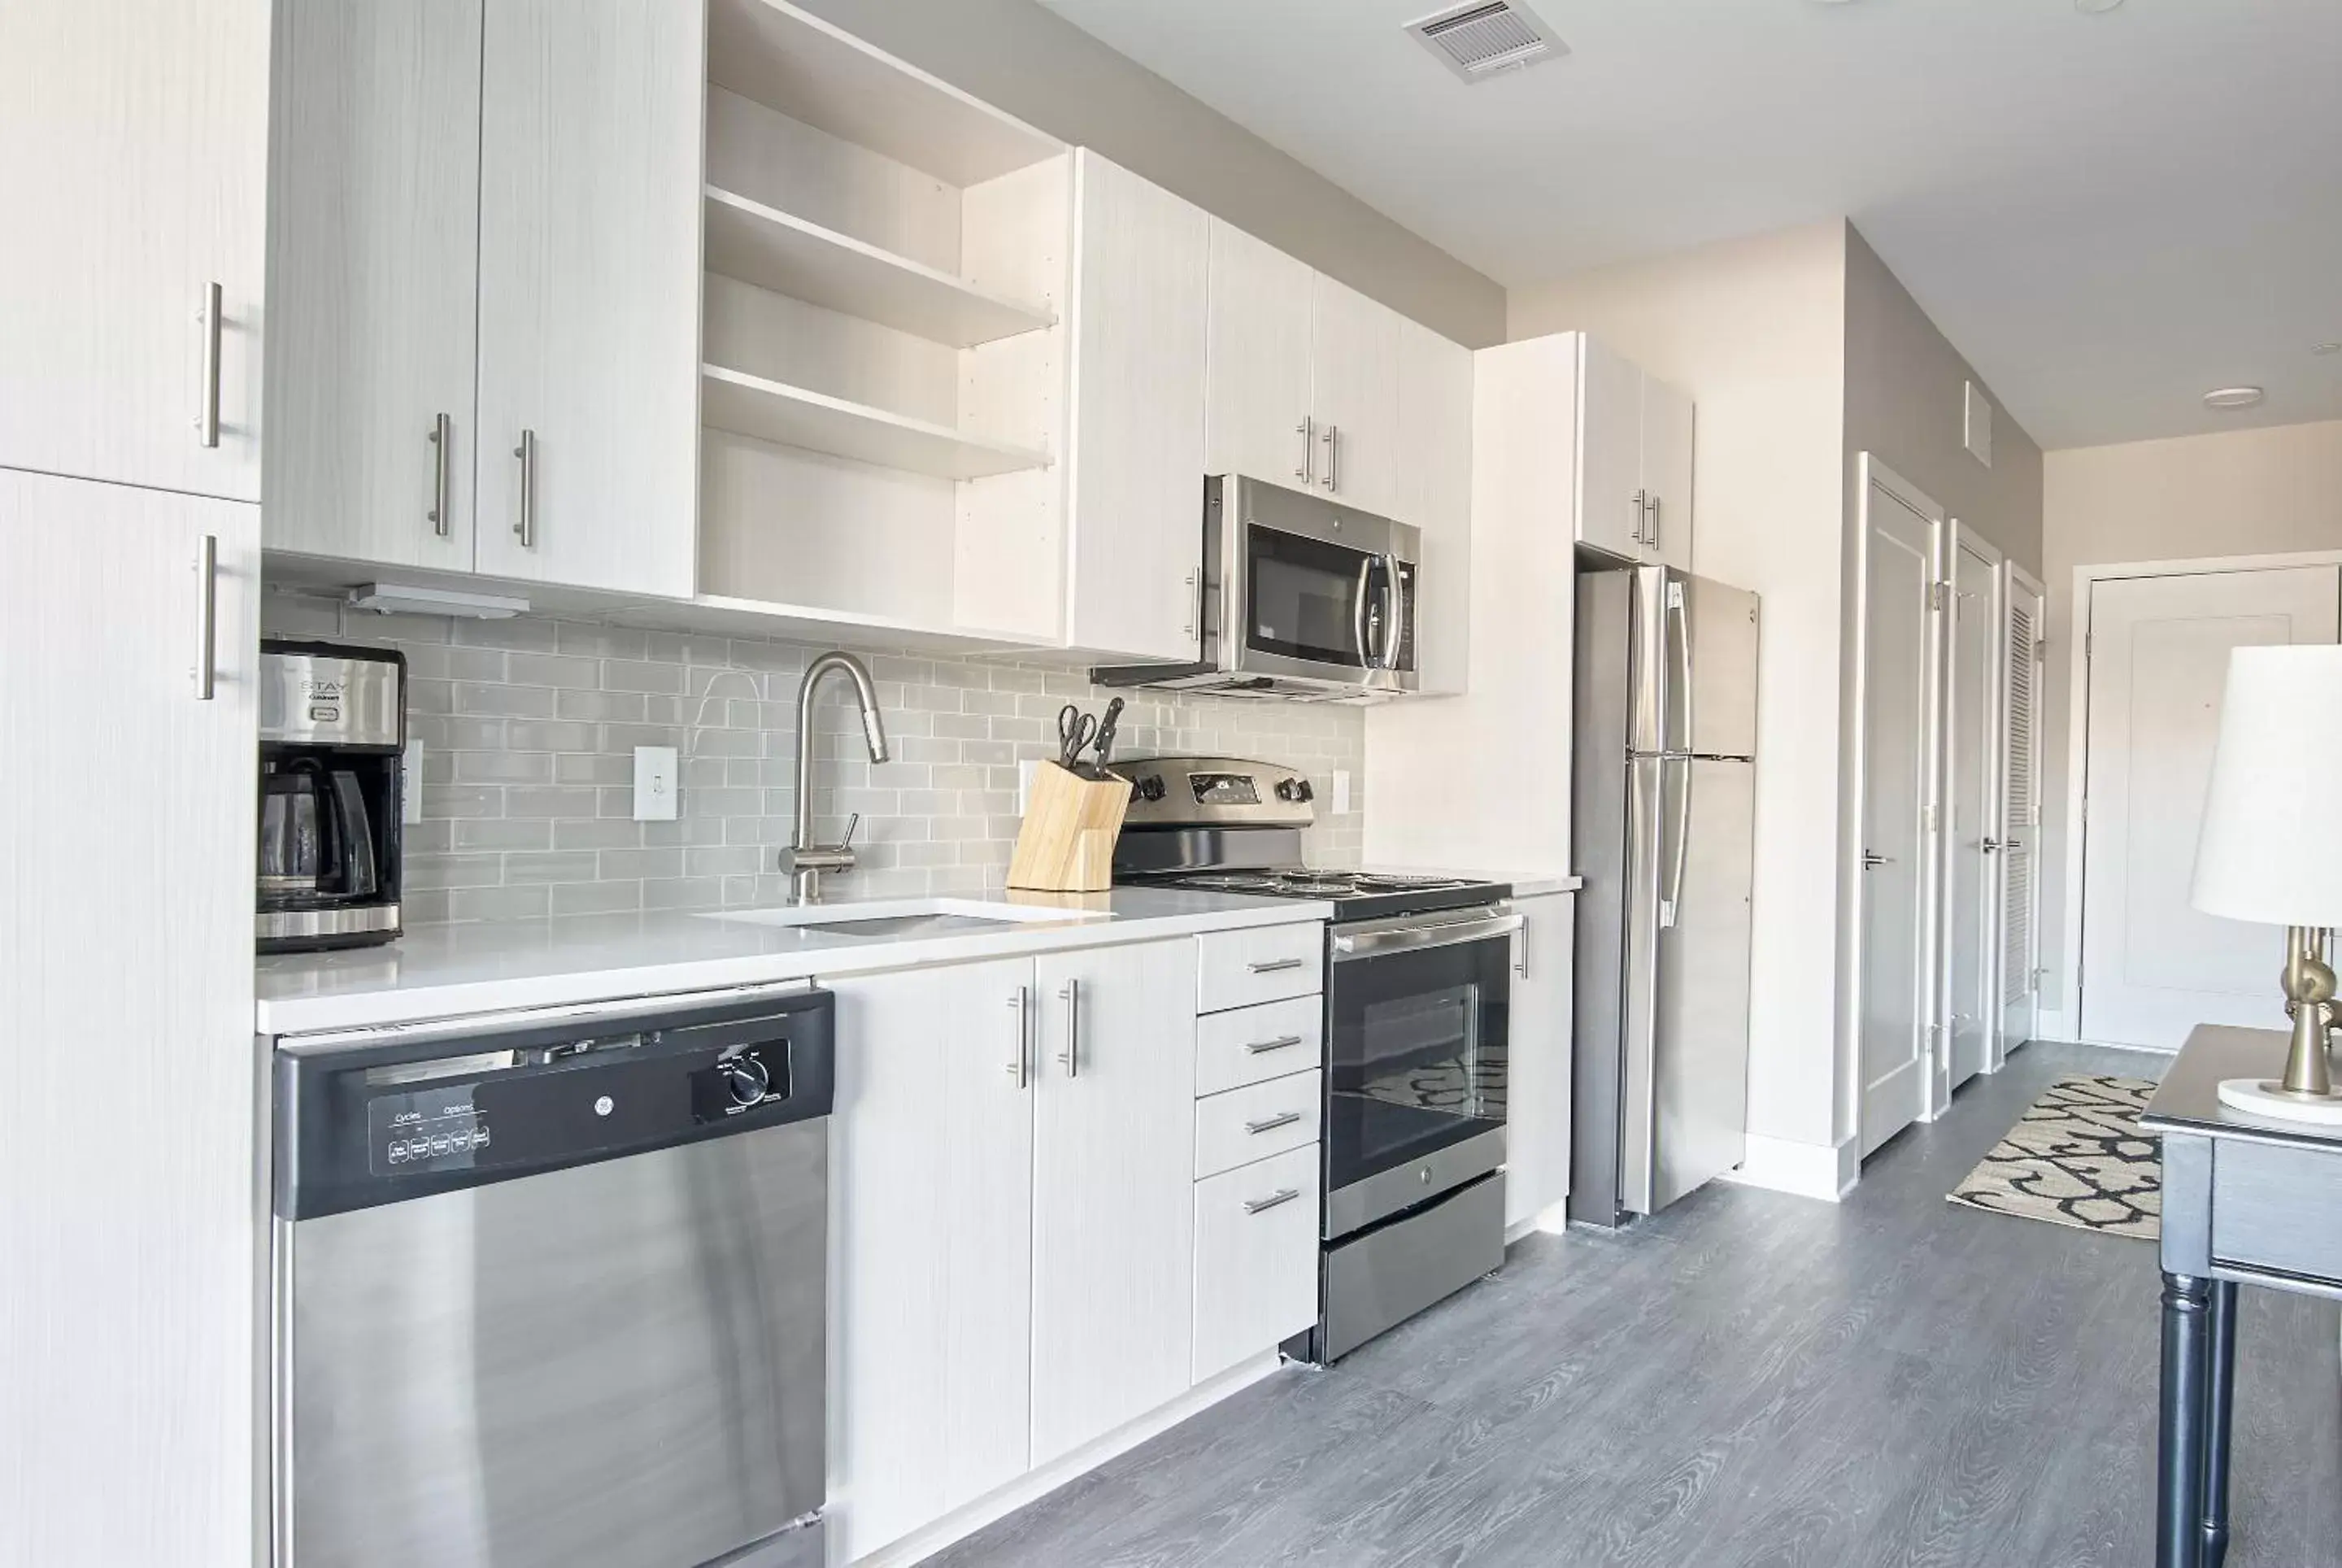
[1109, 756, 1316, 830]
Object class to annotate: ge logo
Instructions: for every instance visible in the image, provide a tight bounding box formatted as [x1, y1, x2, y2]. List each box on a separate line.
[594, 1095, 614, 1117]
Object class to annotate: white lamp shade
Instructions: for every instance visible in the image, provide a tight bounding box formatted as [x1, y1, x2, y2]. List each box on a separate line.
[2191, 643, 2342, 928]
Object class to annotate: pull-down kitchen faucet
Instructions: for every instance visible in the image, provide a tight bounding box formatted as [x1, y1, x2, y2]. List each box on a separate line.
[783, 651, 890, 903]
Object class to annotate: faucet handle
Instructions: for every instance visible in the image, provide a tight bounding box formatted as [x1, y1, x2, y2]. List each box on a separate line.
[840, 812, 860, 850]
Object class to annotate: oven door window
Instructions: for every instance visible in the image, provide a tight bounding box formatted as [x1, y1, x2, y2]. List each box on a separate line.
[1246, 525, 1376, 671]
[1326, 934, 1508, 1190]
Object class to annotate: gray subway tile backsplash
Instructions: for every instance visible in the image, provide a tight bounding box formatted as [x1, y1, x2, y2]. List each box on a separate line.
[262, 592, 1366, 926]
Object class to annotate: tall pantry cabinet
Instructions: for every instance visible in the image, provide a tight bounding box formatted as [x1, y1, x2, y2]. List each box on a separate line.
[0, 2, 267, 1565]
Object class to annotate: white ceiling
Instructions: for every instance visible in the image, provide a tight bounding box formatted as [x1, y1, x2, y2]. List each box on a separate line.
[1035, 0, 2342, 450]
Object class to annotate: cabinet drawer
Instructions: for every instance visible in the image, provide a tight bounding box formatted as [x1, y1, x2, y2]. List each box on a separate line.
[1193, 1143, 1321, 1384]
[1196, 923, 1323, 1013]
[2213, 1139, 2342, 1286]
[1195, 995, 1323, 1097]
[1195, 1070, 1321, 1179]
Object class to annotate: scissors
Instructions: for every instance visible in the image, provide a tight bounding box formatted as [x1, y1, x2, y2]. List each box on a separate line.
[1056, 703, 1099, 772]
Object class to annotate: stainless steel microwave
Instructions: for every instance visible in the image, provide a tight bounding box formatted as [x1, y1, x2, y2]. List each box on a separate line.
[1091, 475, 1422, 699]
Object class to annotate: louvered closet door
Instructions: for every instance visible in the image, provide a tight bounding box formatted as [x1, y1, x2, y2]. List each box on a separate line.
[1998, 565, 2045, 1056]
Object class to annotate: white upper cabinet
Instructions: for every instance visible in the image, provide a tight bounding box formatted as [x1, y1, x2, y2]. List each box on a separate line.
[472, 0, 703, 597]
[0, 0, 268, 500]
[1204, 220, 1316, 490]
[264, 0, 483, 570]
[1062, 150, 1211, 663]
[1574, 333, 1695, 568]
[1307, 273, 1403, 520]
[1639, 370, 1695, 571]
[1574, 333, 1646, 560]
[1029, 938, 1199, 1466]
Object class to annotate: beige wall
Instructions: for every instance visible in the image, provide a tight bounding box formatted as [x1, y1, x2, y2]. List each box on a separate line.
[2038, 419, 2342, 1033]
[1844, 226, 2044, 575]
[790, 0, 1506, 347]
[1511, 220, 1850, 1152]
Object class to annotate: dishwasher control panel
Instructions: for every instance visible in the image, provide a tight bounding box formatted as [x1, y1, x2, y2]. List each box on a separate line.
[275, 991, 834, 1220]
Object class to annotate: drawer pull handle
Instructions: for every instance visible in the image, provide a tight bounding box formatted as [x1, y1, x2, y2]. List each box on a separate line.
[1246, 1111, 1304, 1135]
[1243, 1187, 1302, 1216]
[1244, 1034, 1305, 1056]
[1247, 957, 1307, 975]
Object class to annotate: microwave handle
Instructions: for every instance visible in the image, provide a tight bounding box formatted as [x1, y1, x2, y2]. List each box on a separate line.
[1352, 555, 1376, 669]
[1380, 555, 1405, 670]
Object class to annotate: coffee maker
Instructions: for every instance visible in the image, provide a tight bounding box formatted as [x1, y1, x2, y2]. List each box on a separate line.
[258, 639, 406, 953]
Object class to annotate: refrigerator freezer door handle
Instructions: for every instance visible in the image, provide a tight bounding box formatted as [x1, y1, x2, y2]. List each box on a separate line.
[1661, 756, 1690, 929]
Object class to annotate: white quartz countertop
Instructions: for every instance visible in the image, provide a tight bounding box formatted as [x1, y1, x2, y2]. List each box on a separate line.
[255, 887, 1335, 1038]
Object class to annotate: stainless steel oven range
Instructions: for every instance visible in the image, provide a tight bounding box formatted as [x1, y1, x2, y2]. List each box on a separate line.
[1112, 756, 1516, 1362]
[268, 987, 834, 1568]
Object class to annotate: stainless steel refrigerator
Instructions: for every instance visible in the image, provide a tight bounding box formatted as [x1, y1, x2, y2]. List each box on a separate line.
[1569, 563, 1760, 1226]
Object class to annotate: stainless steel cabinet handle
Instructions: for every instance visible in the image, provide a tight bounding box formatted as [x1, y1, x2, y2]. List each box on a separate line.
[1244, 1034, 1305, 1056]
[1631, 487, 1648, 545]
[1243, 1187, 1302, 1216]
[193, 533, 218, 700]
[1648, 493, 1662, 552]
[1245, 1110, 1303, 1135]
[1057, 978, 1080, 1078]
[1005, 987, 1030, 1087]
[1321, 423, 1340, 491]
[1295, 416, 1315, 484]
[512, 429, 537, 547]
[195, 281, 223, 448]
[428, 413, 452, 537]
[1247, 957, 1306, 974]
[1861, 850, 1894, 869]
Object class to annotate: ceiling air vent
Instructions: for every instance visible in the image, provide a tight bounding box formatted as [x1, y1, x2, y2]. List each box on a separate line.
[1406, 1, 1566, 83]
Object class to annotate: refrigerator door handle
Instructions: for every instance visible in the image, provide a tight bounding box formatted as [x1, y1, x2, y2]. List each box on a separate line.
[1667, 578, 1693, 757]
[1661, 756, 1691, 929]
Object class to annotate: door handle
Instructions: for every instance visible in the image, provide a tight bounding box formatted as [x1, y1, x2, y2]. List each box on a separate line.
[1862, 851, 1894, 869]
[1245, 1111, 1304, 1135]
[1247, 957, 1307, 975]
[1632, 488, 1648, 546]
[1057, 978, 1080, 1078]
[1647, 493, 1661, 552]
[1005, 987, 1030, 1088]
[1981, 837, 2003, 855]
[428, 413, 452, 538]
[1321, 423, 1339, 491]
[1295, 416, 1315, 484]
[195, 281, 223, 449]
[1661, 755, 1690, 929]
[512, 429, 537, 547]
[192, 533, 218, 701]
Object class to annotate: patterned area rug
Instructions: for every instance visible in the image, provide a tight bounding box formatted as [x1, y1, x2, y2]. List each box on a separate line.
[1946, 1074, 2162, 1240]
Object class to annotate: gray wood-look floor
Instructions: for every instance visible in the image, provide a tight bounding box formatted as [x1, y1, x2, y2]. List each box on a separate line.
[929, 1043, 2342, 1566]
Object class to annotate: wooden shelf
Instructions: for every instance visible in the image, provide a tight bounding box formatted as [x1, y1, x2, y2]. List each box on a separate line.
[703, 187, 1054, 348]
[701, 364, 1053, 481]
[707, 0, 1064, 188]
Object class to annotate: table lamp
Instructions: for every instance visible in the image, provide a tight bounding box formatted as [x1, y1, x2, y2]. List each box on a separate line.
[2191, 642, 2342, 1123]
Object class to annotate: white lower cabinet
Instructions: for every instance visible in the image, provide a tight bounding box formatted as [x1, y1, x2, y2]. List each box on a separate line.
[1029, 940, 1201, 1466]
[1192, 1143, 1321, 1384]
[1504, 891, 1578, 1231]
[824, 956, 1035, 1563]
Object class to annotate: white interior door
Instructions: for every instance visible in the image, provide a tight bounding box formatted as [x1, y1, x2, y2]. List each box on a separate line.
[1998, 564, 2046, 1060]
[2078, 567, 2341, 1048]
[1945, 526, 2002, 1092]
[1858, 468, 1941, 1156]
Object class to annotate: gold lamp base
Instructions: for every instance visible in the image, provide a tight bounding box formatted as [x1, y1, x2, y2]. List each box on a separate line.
[2221, 925, 2342, 1124]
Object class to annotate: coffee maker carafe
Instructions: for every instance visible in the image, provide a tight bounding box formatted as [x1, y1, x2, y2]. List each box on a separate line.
[258, 639, 406, 953]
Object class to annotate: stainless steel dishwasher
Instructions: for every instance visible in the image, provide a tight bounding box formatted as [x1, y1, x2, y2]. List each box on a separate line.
[269, 987, 834, 1568]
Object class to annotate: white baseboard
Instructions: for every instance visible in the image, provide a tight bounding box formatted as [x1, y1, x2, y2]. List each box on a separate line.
[1718, 1134, 1859, 1202]
[851, 1351, 1286, 1567]
[2034, 1008, 2073, 1043]
[1504, 1198, 1572, 1244]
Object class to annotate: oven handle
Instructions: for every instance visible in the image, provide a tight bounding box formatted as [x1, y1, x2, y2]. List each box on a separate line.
[1331, 909, 1522, 962]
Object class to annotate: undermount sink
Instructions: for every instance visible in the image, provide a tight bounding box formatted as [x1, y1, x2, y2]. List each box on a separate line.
[702, 897, 1109, 940]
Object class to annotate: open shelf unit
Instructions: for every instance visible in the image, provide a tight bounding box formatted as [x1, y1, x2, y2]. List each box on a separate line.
[695, 0, 1074, 649]
[701, 364, 1051, 481]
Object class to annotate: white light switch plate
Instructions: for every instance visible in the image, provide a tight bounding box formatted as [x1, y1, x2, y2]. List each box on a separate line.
[1017, 758, 1042, 813]
[633, 745, 679, 821]
[1332, 769, 1353, 815]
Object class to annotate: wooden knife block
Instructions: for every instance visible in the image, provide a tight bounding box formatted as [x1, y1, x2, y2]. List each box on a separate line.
[1007, 762, 1132, 893]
